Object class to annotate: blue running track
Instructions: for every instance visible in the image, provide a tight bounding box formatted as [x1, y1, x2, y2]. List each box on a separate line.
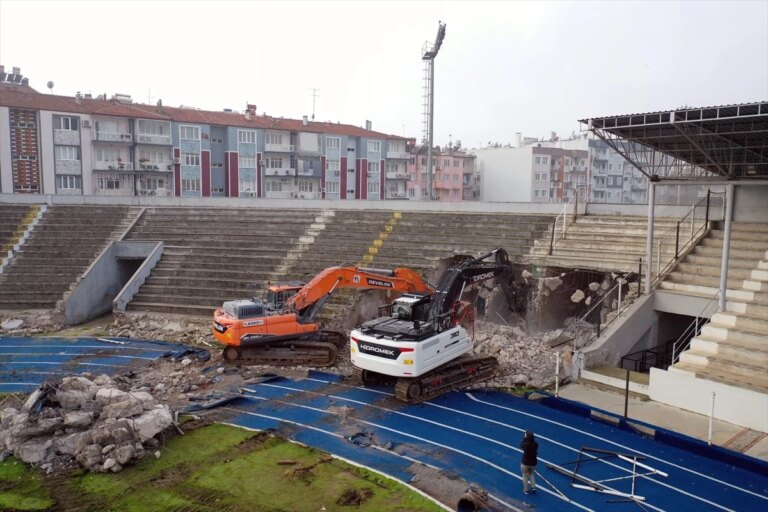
[3, 337, 766, 511]
[225, 372, 768, 512]
[0, 335, 197, 393]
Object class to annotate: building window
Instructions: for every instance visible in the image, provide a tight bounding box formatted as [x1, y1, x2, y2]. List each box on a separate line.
[534, 156, 541, 164]
[367, 181, 379, 195]
[367, 141, 381, 152]
[54, 116, 79, 131]
[97, 173, 132, 191]
[266, 180, 283, 192]
[55, 146, 79, 161]
[326, 160, 340, 172]
[266, 133, 283, 145]
[95, 148, 119, 162]
[444, 159, 450, 167]
[212, 162, 223, 168]
[267, 157, 283, 169]
[409, 188, 415, 198]
[211, 137, 223, 144]
[367, 161, 380, 175]
[239, 130, 256, 144]
[137, 120, 167, 135]
[56, 175, 81, 190]
[182, 152, 200, 166]
[182, 179, 200, 192]
[420, 158, 426, 166]
[326, 181, 339, 194]
[239, 155, 256, 168]
[180, 125, 200, 140]
[453, 189, 459, 198]
[326, 137, 340, 150]
[298, 181, 314, 192]
[454, 174, 459, 182]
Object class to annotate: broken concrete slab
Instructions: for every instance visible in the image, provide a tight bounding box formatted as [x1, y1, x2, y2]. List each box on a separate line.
[132, 407, 173, 441]
[1, 319, 24, 330]
[102, 398, 144, 419]
[15, 438, 52, 464]
[64, 411, 94, 429]
[95, 388, 128, 406]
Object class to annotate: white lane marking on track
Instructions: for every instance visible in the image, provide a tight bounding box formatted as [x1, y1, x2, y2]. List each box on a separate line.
[1, 353, 157, 360]
[0, 345, 171, 352]
[222, 402, 439, 470]
[221, 416, 453, 512]
[241, 385, 596, 512]
[0, 382, 40, 387]
[0, 361, 136, 368]
[302, 377, 741, 512]
[466, 392, 765, 505]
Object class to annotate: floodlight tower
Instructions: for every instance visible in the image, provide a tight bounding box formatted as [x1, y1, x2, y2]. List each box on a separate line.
[422, 21, 446, 200]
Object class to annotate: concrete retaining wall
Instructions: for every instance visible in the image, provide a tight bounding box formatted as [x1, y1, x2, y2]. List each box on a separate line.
[64, 241, 162, 324]
[576, 294, 657, 375]
[649, 367, 768, 432]
[112, 242, 164, 313]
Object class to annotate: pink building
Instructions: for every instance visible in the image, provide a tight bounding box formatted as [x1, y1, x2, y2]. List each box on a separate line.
[407, 144, 475, 201]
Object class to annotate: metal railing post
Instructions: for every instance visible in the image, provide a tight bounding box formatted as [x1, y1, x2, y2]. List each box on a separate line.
[638, 258, 643, 294]
[549, 221, 556, 255]
[618, 279, 622, 314]
[691, 204, 695, 240]
[705, 188, 711, 228]
[675, 221, 680, 259]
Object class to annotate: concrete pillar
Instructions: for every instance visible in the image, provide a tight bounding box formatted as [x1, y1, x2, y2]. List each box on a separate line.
[719, 183, 734, 311]
[644, 182, 656, 295]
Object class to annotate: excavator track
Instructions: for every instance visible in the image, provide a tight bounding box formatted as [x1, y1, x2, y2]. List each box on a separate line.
[394, 354, 498, 404]
[223, 331, 345, 367]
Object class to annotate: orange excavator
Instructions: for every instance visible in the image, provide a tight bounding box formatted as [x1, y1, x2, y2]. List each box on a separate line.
[212, 266, 432, 366]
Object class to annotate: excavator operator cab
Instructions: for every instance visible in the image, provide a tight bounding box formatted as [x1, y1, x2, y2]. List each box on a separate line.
[266, 281, 304, 310]
[390, 293, 429, 321]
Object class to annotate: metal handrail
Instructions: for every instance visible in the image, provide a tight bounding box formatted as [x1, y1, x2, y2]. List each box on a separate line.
[652, 189, 726, 285]
[671, 289, 721, 364]
[548, 195, 578, 255]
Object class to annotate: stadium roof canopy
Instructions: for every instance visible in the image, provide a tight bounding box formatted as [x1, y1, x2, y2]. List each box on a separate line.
[580, 101, 768, 181]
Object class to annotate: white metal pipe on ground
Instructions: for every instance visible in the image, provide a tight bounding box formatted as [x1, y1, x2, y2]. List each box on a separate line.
[719, 184, 734, 311]
[645, 183, 656, 294]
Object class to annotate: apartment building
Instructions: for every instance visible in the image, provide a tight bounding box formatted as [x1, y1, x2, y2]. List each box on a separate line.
[0, 69, 408, 200]
[405, 144, 477, 201]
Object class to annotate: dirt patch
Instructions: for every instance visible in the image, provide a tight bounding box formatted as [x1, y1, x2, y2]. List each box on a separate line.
[337, 487, 374, 506]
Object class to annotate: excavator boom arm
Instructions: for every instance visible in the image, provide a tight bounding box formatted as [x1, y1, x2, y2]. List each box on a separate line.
[287, 266, 432, 317]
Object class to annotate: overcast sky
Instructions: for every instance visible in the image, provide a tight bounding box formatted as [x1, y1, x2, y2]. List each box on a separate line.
[1, 0, 766, 148]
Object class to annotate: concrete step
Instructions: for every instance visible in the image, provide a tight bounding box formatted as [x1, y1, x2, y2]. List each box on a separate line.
[709, 311, 768, 335]
[709, 229, 768, 243]
[0, 298, 58, 309]
[137, 284, 254, 299]
[692, 245, 766, 260]
[671, 361, 768, 394]
[656, 281, 756, 302]
[689, 338, 767, 364]
[699, 323, 768, 349]
[700, 237, 768, 251]
[665, 272, 765, 291]
[675, 263, 768, 281]
[125, 301, 215, 316]
[681, 254, 759, 270]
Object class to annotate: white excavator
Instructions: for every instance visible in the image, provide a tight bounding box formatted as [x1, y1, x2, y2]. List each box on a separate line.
[350, 248, 524, 403]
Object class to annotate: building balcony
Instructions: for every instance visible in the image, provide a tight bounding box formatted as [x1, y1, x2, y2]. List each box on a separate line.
[93, 160, 134, 171]
[137, 161, 172, 172]
[386, 172, 411, 180]
[297, 147, 321, 156]
[138, 188, 172, 197]
[265, 143, 295, 153]
[385, 192, 409, 199]
[265, 167, 296, 177]
[95, 131, 133, 143]
[386, 151, 410, 160]
[135, 133, 171, 145]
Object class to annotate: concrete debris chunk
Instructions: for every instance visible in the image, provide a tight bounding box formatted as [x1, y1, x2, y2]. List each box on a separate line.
[95, 387, 129, 406]
[102, 398, 144, 419]
[15, 439, 52, 464]
[570, 289, 585, 303]
[0, 319, 24, 330]
[132, 407, 173, 441]
[64, 411, 94, 429]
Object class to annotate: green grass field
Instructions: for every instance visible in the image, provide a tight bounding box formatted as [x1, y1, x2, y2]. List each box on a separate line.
[0, 422, 444, 512]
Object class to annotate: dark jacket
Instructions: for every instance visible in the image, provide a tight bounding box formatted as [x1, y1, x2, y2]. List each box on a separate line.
[520, 434, 538, 467]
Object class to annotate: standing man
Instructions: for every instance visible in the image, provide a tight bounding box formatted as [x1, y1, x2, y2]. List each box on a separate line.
[520, 430, 538, 494]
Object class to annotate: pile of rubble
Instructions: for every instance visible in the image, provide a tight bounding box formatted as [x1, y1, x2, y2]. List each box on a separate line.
[0, 311, 63, 337]
[108, 313, 215, 347]
[0, 374, 173, 474]
[474, 321, 564, 390]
